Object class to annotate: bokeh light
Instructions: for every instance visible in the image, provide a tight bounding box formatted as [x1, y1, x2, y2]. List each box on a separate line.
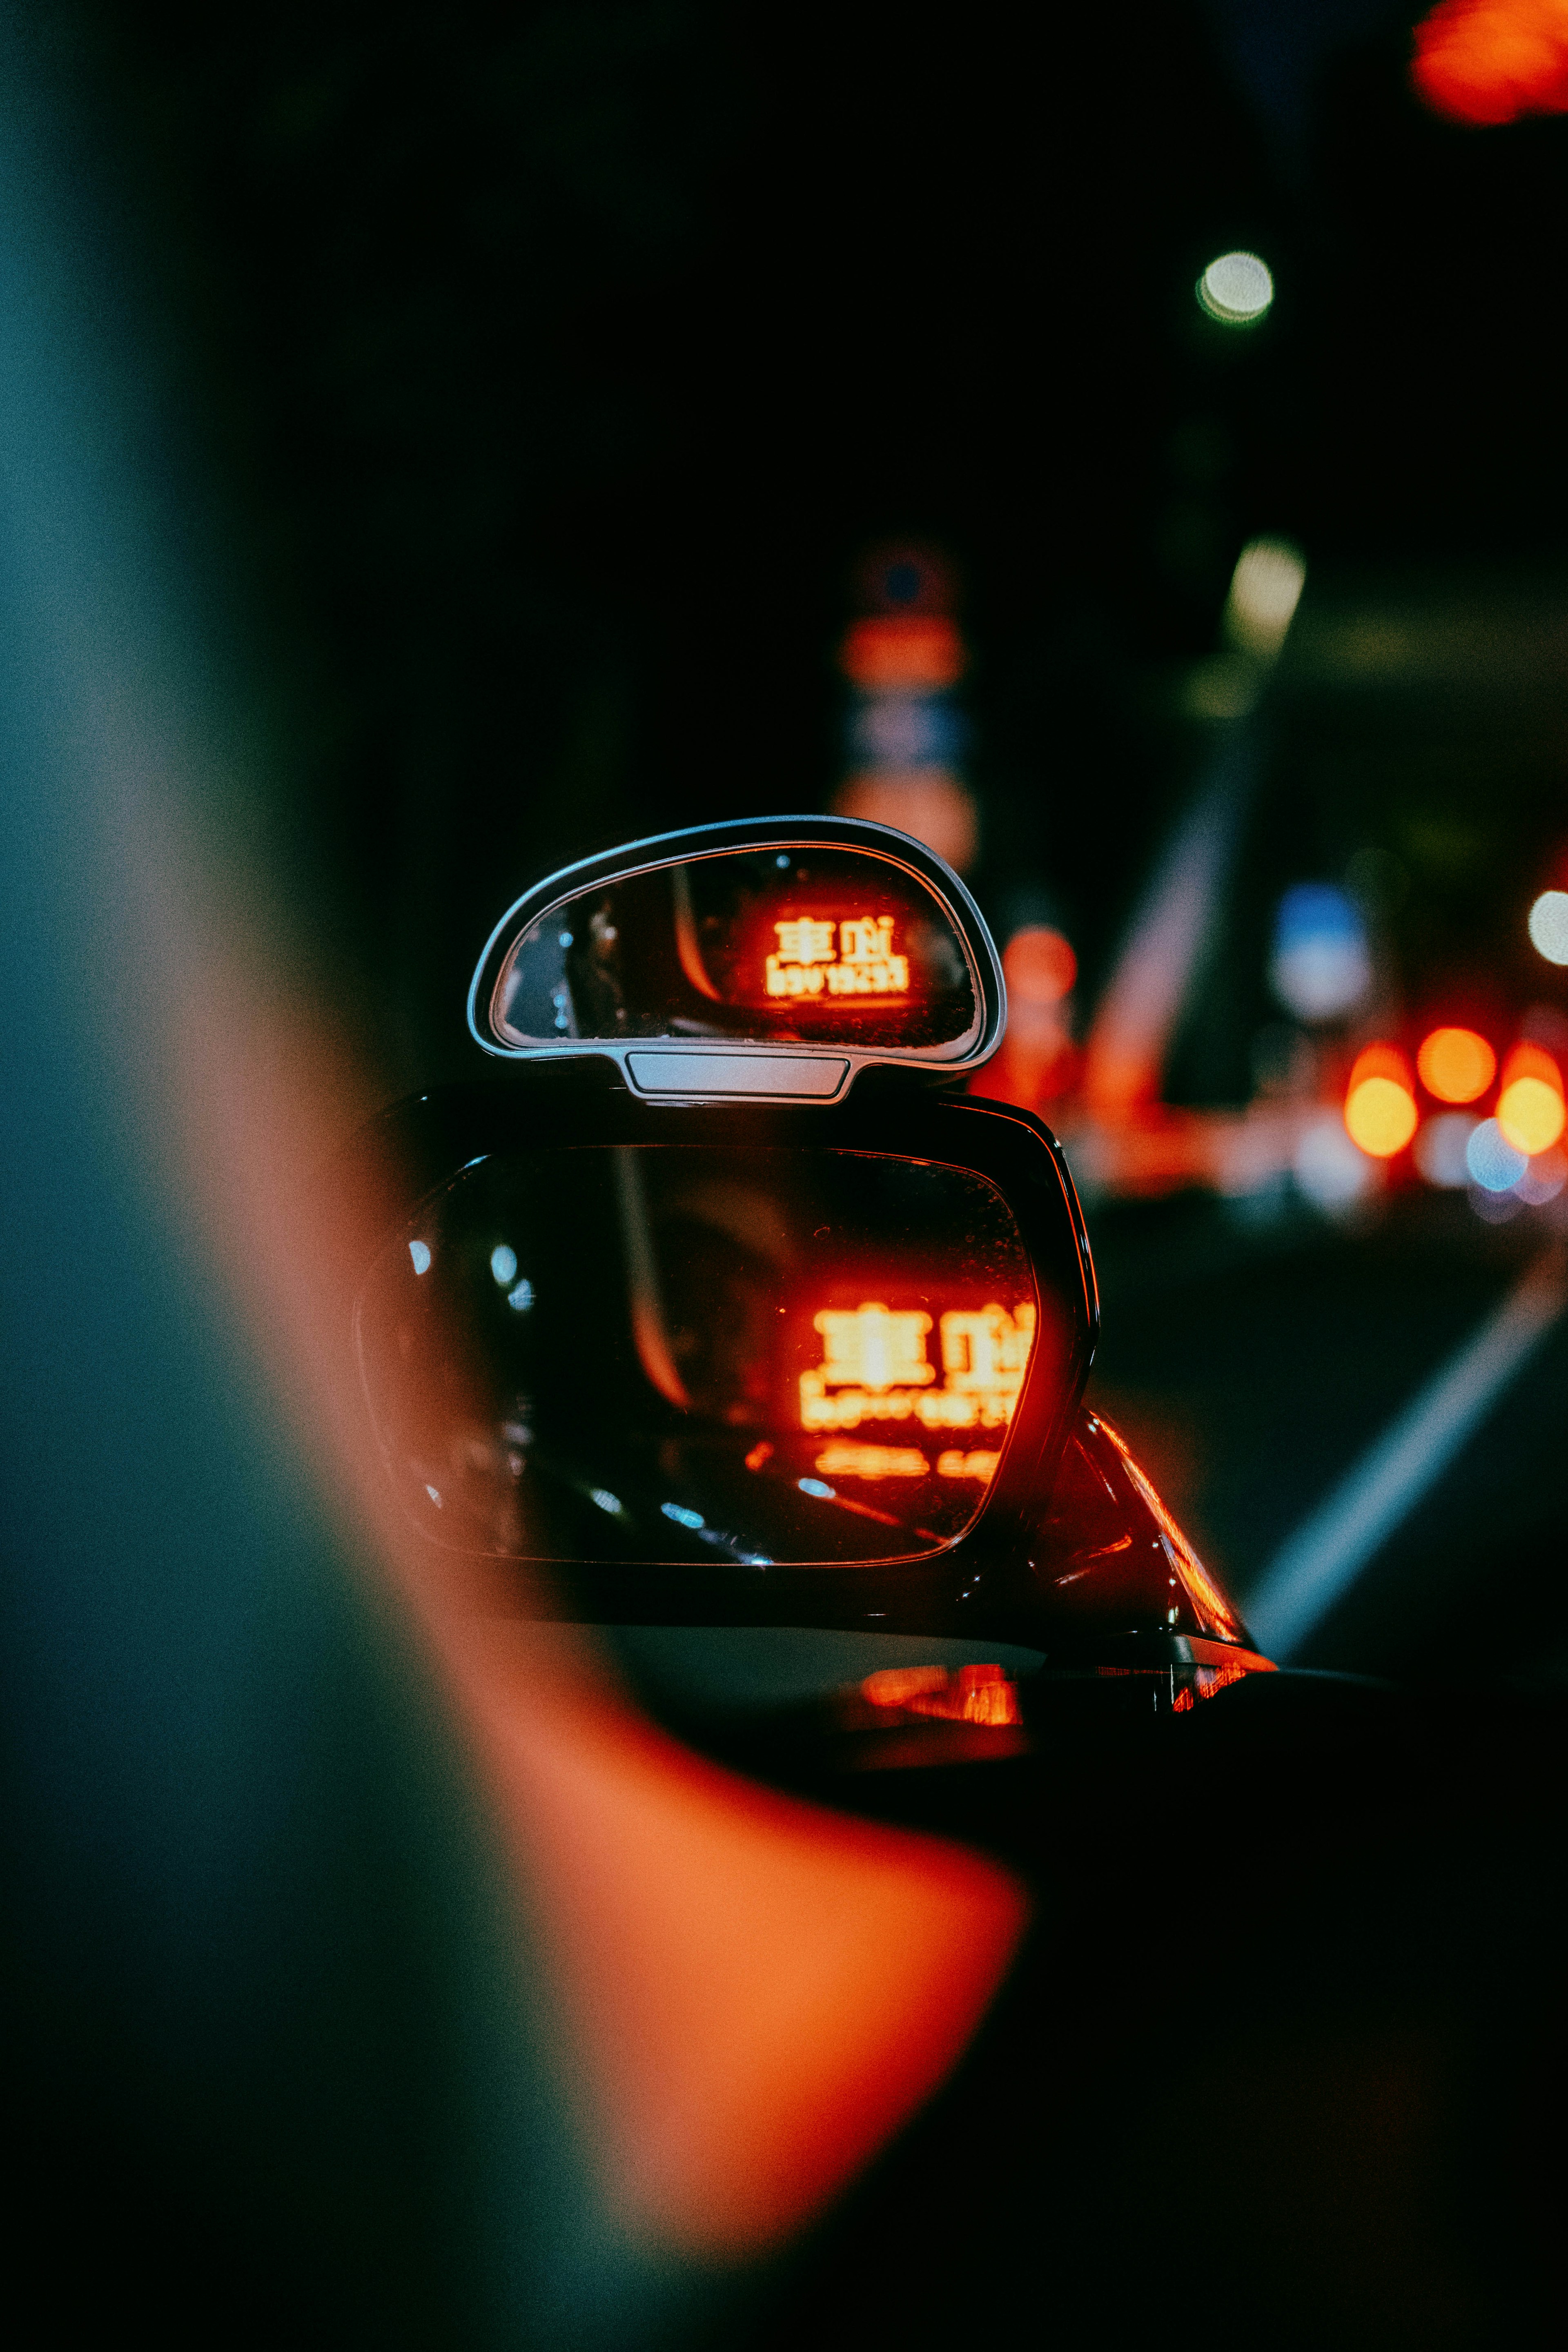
[1226, 539, 1307, 660]
[1467, 1117, 1528, 1192]
[1294, 1110, 1376, 1209]
[1416, 1025, 1495, 1103]
[1196, 250, 1274, 325]
[1415, 1111, 1478, 1187]
[833, 769, 978, 873]
[1497, 1070, 1566, 1154]
[1346, 1078, 1418, 1158]
[1527, 889, 1568, 964]
[1411, 0, 1568, 127]
[1003, 926, 1077, 1005]
[1497, 1077, 1565, 1154]
[1270, 882, 1369, 1020]
[839, 615, 965, 691]
[1517, 1147, 1568, 1205]
[1344, 1044, 1418, 1158]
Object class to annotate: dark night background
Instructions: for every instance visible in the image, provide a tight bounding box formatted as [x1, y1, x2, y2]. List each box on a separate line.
[41, 0, 1568, 1095]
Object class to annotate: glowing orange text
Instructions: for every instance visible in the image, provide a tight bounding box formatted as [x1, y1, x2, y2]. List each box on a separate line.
[800, 1301, 1035, 1434]
[811, 1443, 1003, 1485]
[766, 915, 909, 1000]
[814, 1443, 928, 1480]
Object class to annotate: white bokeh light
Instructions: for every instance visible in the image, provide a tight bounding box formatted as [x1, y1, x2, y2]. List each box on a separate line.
[1527, 890, 1568, 965]
[1415, 1112, 1477, 1189]
[1197, 250, 1274, 325]
[1227, 538, 1306, 659]
[1517, 1149, 1567, 1206]
[1293, 1111, 1374, 1210]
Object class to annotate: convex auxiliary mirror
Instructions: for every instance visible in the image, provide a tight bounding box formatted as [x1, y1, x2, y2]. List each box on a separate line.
[466, 814, 1007, 1101]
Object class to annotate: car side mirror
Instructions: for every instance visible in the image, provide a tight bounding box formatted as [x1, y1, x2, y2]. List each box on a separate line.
[339, 816, 1258, 1685]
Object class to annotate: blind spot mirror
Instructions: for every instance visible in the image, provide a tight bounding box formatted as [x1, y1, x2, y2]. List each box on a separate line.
[467, 817, 1006, 1098]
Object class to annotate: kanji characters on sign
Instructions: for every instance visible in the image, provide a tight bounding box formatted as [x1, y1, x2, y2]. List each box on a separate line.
[764, 914, 910, 999]
[798, 1299, 1036, 1432]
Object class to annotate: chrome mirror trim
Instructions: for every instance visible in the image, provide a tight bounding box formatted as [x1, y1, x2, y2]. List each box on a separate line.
[466, 814, 1007, 1099]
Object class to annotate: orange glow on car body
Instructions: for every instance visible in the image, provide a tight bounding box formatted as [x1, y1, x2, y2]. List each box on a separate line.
[1095, 1419, 1247, 1643]
[1171, 1661, 1248, 1713]
[1417, 1025, 1496, 1103]
[862, 1662, 1024, 1728]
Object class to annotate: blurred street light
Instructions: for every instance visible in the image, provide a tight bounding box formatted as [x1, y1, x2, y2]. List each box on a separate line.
[1416, 1111, 1478, 1186]
[1467, 1116, 1527, 1192]
[1417, 1026, 1495, 1102]
[1270, 882, 1370, 1021]
[1294, 1110, 1376, 1208]
[834, 544, 978, 873]
[1496, 1041, 1566, 1153]
[1225, 537, 1306, 659]
[1344, 1043, 1418, 1157]
[1196, 249, 1274, 325]
[1527, 888, 1568, 963]
[970, 925, 1080, 1109]
[1517, 1148, 1567, 1204]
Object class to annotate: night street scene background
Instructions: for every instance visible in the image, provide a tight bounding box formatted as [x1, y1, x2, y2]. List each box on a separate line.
[9, 4, 1568, 2344]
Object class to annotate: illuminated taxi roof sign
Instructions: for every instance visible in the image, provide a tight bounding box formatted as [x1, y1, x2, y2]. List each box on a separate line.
[467, 815, 1006, 1101]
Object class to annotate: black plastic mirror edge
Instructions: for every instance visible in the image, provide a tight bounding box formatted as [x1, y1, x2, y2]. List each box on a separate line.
[327, 1060, 1101, 1645]
[464, 814, 1008, 1083]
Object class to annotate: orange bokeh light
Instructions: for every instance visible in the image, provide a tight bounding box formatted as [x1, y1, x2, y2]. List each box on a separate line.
[1497, 1043, 1566, 1153]
[1344, 1044, 1418, 1157]
[833, 770, 978, 874]
[1004, 925, 1077, 1005]
[1501, 1039, 1564, 1092]
[1347, 1079, 1419, 1157]
[1417, 1025, 1496, 1102]
[839, 614, 965, 691]
[1499, 1079, 1566, 1153]
[1411, 0, 1568, 126]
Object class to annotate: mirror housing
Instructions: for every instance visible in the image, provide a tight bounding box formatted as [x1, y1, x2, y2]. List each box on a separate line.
[335, 1066, 1098, 1640]
[467, 815, 1006, 1101]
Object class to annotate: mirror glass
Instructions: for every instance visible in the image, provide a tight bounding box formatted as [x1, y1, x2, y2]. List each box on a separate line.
[487, 846, 980, 1056]
[358, 1147, 1049, 1565]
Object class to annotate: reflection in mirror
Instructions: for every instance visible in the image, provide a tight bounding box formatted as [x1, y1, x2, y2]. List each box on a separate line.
[357, 1149, 1049, 1566]
[489, 847, 980, 1056]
